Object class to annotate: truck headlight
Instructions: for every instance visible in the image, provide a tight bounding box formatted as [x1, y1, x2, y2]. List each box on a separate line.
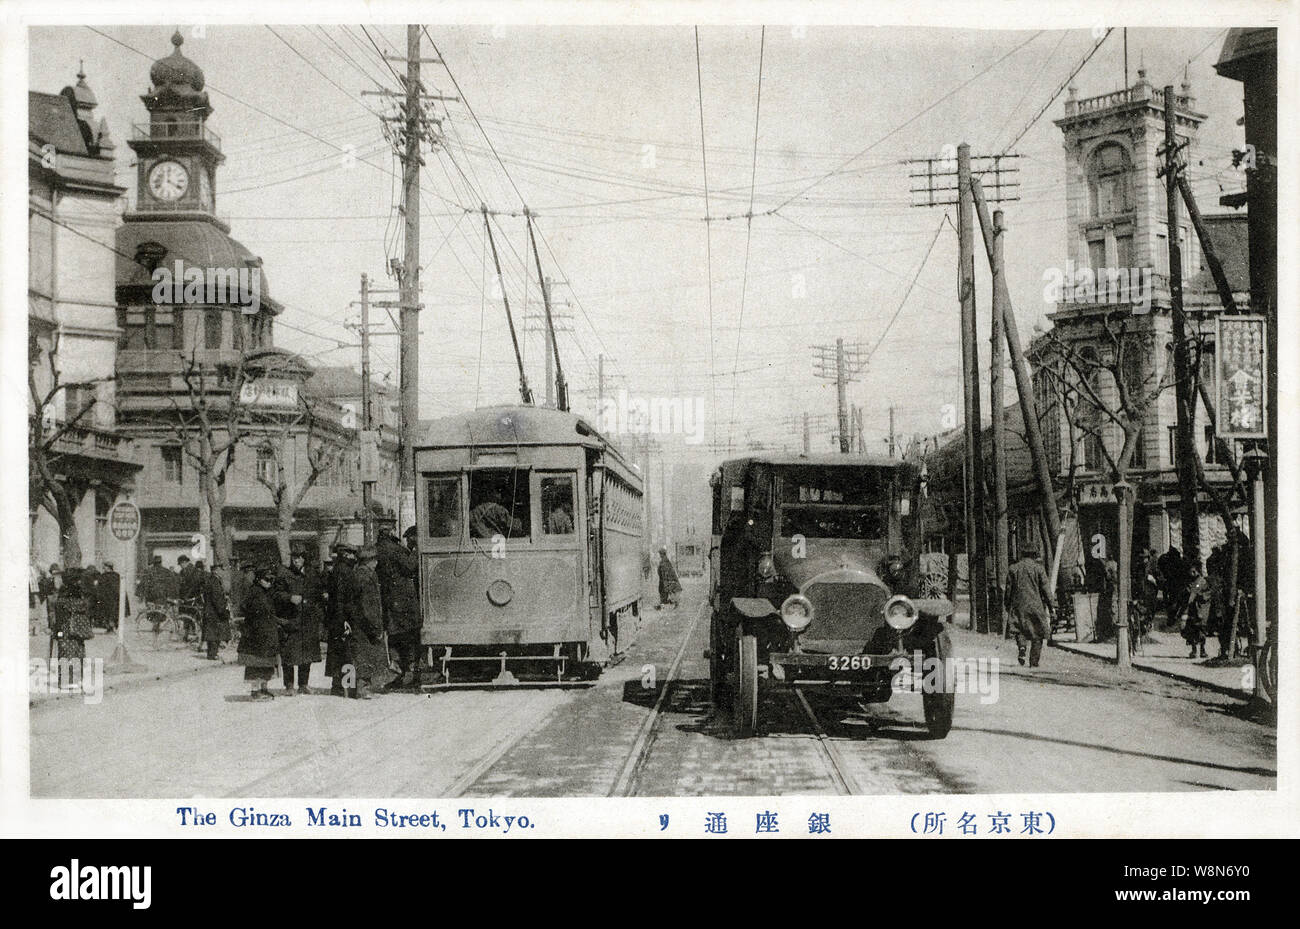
[780, 594, 814, 632]
[757, 553, 777, 580]
[883, 594, 919, 630]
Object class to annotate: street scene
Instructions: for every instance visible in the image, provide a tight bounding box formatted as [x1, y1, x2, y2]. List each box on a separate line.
[21, 20, 1278, 805]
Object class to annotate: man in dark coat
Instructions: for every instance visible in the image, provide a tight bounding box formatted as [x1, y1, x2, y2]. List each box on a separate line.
[1158, 547, 1189, 626]
[200, 563, 229, 660]
[325, 544, 356, 697]
[1006, 544, 1056, 668]
[237, 565, 281, 701]
[377, 528, 422, 689]
[657, 547, 682, 609]
[349, 546, 388, 699]
[276, 552, 324, 695]
[97, 561, 126, 632]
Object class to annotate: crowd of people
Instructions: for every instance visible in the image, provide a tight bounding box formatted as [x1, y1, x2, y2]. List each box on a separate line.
[1135, 534, 1256, 660]
[235, 526, 423, 702]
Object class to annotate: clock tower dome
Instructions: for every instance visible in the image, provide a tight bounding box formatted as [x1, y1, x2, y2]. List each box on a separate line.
[126, 30, 224, 222]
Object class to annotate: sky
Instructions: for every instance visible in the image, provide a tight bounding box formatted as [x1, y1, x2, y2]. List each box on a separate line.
[28, 22, 1249, 461]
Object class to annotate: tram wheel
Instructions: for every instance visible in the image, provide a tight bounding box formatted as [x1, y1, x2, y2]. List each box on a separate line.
[733, 630, 758, 737]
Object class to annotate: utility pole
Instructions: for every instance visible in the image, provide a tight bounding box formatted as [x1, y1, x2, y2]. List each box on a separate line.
[597, 353, 605, 419]
[854, 406, 866, 455]
[970, 177, 1062, 555]
[989, 211, 1009, 635]
[958, 144, 989, 634]
[360, 273, 374, 545]
[907, 147, 1020, 635]
[811, 339, 865, 454]
[803, 412, 810, 454]
[888, 405, 897, 459]
[1162, 84, 1201, 564]
[397, 24, 422, 532]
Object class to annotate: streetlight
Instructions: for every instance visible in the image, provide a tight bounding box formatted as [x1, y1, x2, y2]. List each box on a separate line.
[1112, 479, 1133, 669]
[1241, 445, 1270, 705]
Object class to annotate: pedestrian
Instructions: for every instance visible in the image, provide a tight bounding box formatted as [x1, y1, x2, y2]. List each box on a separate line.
[276, 551, 323, 695]
[237, 564, 281, 701]
[1006, 543, 1055, 667]
[657, 546, 683, 610]
[1158, 546, 1189, 627]
[1181, 565, 1210, 659]
[178, 555, 202, 639]
[82, 565, 101, 630]
[377, 527, 422, 690]
[37, 563, 58, 636]
[1141, 548, 1163, 626]
[97, 561, 126, 632]
[325, 544, 356, 696]
[348, 545, 388, 699]
[201, 562, 229, 660]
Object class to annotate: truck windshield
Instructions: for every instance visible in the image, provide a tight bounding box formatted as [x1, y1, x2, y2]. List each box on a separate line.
[776, 466, 891, 539]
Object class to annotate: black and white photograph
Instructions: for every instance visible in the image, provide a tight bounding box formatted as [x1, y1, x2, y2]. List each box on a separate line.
[1, 0, 1293, 846]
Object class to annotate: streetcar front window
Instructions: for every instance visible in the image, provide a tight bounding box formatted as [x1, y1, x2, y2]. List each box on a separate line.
[468, 468, 531, 540]
[425, 475, 462, 539]
[541, 474, 576, 535]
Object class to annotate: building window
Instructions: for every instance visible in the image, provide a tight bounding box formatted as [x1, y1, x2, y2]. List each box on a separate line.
[94, 493, 110, 565]
[1131, 426, 1146, 469]
[204, 309, 223, 350]
[1115, 234, 1133, 270]
[1083, 430, 1105, 471]
[233, 313, 247, 351]
[255, 445, 276, 485]
[160, 445, 183, 484]
[1088, 143, 1133, 218]
[64, 385, 95, 423]
[1087, 238, 1106, 272]
[155, 308, 177, 349]
[1168, 425, 1178, 467]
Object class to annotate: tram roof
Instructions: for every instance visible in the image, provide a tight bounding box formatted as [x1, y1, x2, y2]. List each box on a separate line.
[416, 404, 621, 455]
[715, 453, 912, 473]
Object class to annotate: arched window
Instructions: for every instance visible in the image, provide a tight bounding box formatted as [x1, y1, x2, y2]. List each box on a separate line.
[1087, 142, 1133, 217]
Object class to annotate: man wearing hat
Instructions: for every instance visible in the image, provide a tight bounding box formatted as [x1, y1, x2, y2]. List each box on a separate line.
[1006, 543, 1056, 667]
[96, 561, 126, 632]
[325, 543, 358, 696]
[656, 546, 682, 610]
[348, 545, 388, 699]
[238, 564, 281, 700]
[377, 527, 422, 690]
[200, 561, 230, 660]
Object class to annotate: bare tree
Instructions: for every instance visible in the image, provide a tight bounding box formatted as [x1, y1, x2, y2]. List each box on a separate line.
[163, 348, 254, 579]
[253, 394, 348, 562]
[1034, 311, 1176, 650]
[28, 331, 114, 568]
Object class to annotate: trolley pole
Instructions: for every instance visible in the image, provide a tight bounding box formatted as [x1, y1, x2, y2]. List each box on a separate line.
[802, 412, 811, 454]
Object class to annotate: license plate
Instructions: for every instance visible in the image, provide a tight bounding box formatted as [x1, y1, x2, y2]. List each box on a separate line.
[826, 654, 871, 671]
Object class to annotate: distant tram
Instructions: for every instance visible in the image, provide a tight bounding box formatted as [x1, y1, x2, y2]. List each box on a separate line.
[413, 405, 645, 684]
[674, 538, 707, 578]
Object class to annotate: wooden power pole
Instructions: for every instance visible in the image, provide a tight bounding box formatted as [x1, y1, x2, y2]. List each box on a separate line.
[1162, 84, 1202, 564]
[989, 211, 1009, 634]
[360, 273, 374, 544]
[958, 144, 989, 633]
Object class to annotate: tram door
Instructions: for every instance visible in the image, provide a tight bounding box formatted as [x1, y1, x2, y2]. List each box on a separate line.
[586, 463, 605, 641]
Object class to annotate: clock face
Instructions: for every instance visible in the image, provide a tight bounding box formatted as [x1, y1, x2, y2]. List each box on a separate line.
[148, 160, 189, 201]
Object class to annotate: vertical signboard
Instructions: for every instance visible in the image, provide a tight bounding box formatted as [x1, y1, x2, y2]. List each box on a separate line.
[1217, 316, 1267, 439]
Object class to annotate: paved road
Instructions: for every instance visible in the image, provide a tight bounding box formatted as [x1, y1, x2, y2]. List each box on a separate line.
[30, 580, 1274, 798]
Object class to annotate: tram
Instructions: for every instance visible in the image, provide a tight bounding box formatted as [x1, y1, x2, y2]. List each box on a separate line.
[413, 405, 645, 684]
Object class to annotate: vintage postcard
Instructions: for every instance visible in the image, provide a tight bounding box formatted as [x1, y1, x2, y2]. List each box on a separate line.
[0, 0, 1294, 854]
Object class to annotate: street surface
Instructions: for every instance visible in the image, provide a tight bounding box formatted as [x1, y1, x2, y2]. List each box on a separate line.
[30, 580, 1274, 798]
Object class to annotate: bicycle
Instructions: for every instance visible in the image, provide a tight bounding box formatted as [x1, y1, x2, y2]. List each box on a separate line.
[136, 599, 185, 647]
[1126, 598, 1153, 657]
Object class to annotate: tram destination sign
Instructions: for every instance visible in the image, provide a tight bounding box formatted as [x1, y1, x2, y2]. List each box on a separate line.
[1216, 315, 1267, 440]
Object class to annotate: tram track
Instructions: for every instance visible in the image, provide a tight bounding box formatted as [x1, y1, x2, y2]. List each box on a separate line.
[610, 598, 861, 797]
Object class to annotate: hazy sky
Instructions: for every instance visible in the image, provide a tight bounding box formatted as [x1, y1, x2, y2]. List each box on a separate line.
[29, 23, 1246, 457]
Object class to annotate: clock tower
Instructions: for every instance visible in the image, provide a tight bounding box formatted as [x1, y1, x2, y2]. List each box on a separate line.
[126, 30, 223, 220]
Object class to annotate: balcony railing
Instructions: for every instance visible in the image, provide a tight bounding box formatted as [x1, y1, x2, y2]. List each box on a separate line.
[132, 121, 222, 150]
[1069, 87, 1195, 116]
[36, 417, 137, 464]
